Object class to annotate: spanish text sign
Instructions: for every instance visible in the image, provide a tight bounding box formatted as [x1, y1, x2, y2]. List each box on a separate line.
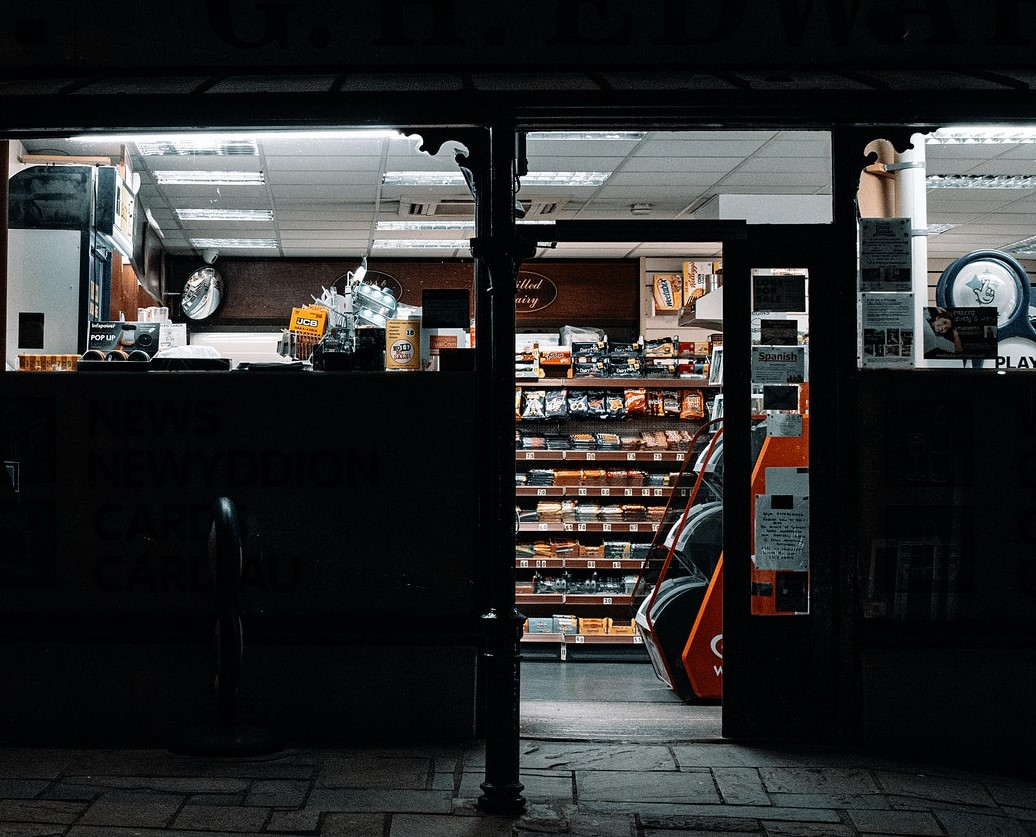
[751, 345, 805, 384]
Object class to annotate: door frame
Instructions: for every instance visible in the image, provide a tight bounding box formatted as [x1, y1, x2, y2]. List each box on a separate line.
[720, 223, 846, 741]
[515, 219, 847, 740]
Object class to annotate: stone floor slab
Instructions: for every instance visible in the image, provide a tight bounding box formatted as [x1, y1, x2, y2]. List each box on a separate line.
[575, 768, 718, 805]
[519, 742, 676, 772]
[759, 767, 881, 795]
[173, 802, 271, 831]
[243, 778, 309, 807]
[305, 788, 454, 814]
[317, 755, 432, 790]
[76, 789, 184, 828]
[876, 770, 998, 807]
[935, 809, 1032, 837]
[389, 812, 513, 836]
[847, 808, 943, 834]
[0, 798, 86, 824]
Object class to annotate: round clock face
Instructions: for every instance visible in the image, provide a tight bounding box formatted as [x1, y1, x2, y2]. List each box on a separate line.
[945, 258, 1023, 328]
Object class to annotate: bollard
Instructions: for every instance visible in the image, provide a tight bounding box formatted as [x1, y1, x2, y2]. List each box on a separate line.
[170, 497, 282, 757]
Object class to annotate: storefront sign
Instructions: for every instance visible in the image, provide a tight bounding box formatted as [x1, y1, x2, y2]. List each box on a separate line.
[7, 2, 1036, 71]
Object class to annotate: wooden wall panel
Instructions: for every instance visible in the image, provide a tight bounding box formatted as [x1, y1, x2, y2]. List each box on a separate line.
[164, 257, 640, 331]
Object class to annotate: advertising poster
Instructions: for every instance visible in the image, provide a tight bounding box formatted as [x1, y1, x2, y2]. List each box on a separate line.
[861, 217, 912, 291]
[752, 273, 806, 313]
[922, 306, 998, 360]
[861, 292, 914, 367]
[751, 345, 805, 384]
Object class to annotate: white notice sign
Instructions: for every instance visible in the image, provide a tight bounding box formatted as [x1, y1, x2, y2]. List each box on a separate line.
[755, 494, 809, 571]
[751, 346, 805, 384]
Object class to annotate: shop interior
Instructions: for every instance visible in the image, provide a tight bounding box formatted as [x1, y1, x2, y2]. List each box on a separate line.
[6, 124, 1036, 738]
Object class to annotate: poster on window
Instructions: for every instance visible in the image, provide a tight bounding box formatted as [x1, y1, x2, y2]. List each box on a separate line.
[922, 306, 998, 360]
[861, 218, 912, 291]
[755, 493, 809, 572]
[751, 345, 805, 384]
[861, 292, 914, 367]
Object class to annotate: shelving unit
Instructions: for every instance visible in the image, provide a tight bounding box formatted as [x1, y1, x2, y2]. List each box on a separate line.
[515, 374, 722, 658]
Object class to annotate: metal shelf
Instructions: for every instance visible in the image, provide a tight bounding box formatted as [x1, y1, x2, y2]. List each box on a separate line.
[517, 377, 716, 388]
[516, 450, 686, 463]
[518, 521, 661, 534]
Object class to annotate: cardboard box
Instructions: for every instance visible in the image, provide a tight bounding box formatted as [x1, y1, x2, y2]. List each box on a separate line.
[289, 305, 327, 336]
[526, 617, 555, 634]
[385, 318, 421, 371]
[552, 615, 578, 635]
[608, 618, 637, 635]
[578, 618, 609, 635]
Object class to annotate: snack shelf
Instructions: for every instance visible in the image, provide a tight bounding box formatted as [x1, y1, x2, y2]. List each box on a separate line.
[516, 559, 644, 571]
[519, 522, 661, 534]
[517, 377, 717, 388]
[521, 632, 644, 646]
[516, 450, 686, 462]
[515, 557, 565, 570]
[517, 593, 634, 606]
[517, 485, 678, 498]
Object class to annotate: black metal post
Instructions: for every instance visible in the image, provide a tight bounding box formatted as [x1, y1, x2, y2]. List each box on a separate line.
[469, 119, 527, 815]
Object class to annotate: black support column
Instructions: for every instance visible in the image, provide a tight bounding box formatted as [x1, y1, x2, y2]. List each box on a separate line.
[468, 120, 527, 815]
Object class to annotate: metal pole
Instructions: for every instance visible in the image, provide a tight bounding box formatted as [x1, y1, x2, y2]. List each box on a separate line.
[475, 118, 526, 816]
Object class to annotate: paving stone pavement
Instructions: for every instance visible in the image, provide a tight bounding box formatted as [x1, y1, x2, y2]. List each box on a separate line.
[0, 738, 1032, 836]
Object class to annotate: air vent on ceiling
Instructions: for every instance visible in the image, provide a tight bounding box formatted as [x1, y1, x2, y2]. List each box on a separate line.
[404, 198, 473, 217]
[401, 197, 567, 217]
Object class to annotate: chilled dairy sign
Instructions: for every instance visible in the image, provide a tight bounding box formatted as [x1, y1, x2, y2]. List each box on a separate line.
[515, 271, 558, 312]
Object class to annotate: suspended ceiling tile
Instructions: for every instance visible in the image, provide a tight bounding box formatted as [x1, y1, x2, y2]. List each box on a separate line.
[67, 77, 212, 95]
[860, 70, 1012, 90]
[599, 72, 740, 91]
[339, 73, 465, 92]
[471, 73, 602, 91]
[634, 138, 772, 157]
[264, 170, 380, 186]
[271, 185, 380, 202]
[733, 72, 874, 90]
[204, 75, 339, 94]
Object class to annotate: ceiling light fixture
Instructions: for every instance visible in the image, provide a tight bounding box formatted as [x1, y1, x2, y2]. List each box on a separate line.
[1003, 235, 1036, 256]
[71, 129, 406, 145]
[926, 174, 1036, 189]
[155, 170, 266, 185]
[136, 138, 259, 157]
[525, 131, 646, 141]
[926, 125, 1036, 144]
[383, 171, 610, 187]
[190, 237, 279, 249]
[177, 209, 274, 221]
[376, 220, 475, 231]
[372, 239, 471, 250]
[925, 223, 958, 235]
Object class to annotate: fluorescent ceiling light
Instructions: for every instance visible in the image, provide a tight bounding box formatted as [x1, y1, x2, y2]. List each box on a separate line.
[155, 170, 265, 185]
[72, 129, 406, 144]
[926, 174, 1036, 189]
[526, 131, 645, 141]
[1003, 235, 1036, 256]
[927, 125, 1036, 144]
[383, 171, 610, 187]
[137, 138, 258, 156]
[926, 223, 958, 235]
[372, 239, 471, 250]
[190, 237, 279, 249]
[177, 208, 274, 221]
[376, 220, 474, 231]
